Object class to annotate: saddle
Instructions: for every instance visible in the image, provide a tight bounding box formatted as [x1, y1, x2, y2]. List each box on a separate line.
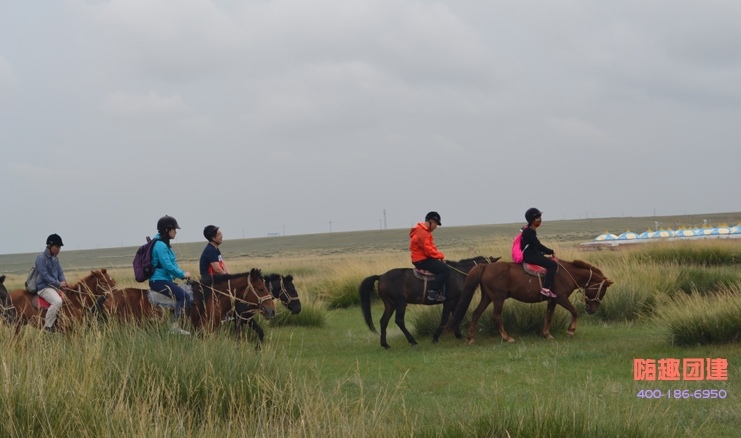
[147, 283, 195, 309]
[31, 291, 65, 310]
[413, 268, 436, 281]
[522, 258, 558, 278]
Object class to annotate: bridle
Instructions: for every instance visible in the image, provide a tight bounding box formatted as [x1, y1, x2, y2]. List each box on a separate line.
[556, 261, 607, 305]
[208, 277, 273, 321]
[266, 276, 298, 306]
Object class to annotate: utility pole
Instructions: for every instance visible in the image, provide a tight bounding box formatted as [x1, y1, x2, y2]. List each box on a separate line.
[383, 209, 387, 229]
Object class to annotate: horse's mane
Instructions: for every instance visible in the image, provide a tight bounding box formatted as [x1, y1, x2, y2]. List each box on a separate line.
[264, 273, 281, 282]
[571, 260, 604, 276]
[212, 269, 262, 282]
[447, 256, 497, 268]
[67, 271, 97, 289]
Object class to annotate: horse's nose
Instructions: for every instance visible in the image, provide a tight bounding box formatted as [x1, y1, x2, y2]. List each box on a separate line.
[263, 307, 275, 320]
[291, 302, 302, 315]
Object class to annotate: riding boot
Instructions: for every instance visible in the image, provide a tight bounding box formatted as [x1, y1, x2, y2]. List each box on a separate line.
[428, 290, 444, 302]
[169, 322, 191, 335]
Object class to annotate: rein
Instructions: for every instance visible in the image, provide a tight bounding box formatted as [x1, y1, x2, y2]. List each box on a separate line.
[207, 278, 272, 314]
[555, 261, 606, 304]
[448, 256, 496, 276]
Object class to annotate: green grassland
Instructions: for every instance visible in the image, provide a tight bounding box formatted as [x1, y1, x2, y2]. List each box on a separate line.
[2, 213, 741, 437]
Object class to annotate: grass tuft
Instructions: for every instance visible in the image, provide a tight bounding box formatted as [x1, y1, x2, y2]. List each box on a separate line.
[656, 289, 741, 345]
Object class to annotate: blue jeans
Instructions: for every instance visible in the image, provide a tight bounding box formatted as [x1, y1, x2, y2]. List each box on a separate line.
[149, 280, 191, 321]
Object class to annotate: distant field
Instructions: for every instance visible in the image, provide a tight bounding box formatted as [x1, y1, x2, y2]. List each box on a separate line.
[2, 213, 741, 437]
[2, 211, 740, 276]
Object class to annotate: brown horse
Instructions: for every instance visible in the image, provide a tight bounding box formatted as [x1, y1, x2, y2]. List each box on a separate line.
[359, 256, 499, 349]
[190, 269, 276, 348]
[8, 269, 117, 333]
[99, 286, 168, 322]
[447, 259, 613, 343]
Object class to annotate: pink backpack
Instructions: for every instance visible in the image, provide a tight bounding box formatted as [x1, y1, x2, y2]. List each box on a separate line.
[511, 229, 528, 264]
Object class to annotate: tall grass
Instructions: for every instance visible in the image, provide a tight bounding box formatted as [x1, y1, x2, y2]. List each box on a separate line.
[676, 267, 741, 295]
[269, 300, 328, 328]
[655, 288, 741, 346]
[411, 299, 571, 338]
[629, 241, 741, 266]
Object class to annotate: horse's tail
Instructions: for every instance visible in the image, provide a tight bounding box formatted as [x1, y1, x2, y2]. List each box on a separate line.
[446, 264, 486, 332]
[359, 275, 380, 334]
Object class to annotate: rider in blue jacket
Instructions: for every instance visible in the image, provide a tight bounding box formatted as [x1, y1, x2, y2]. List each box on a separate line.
[149, 215, 192, 335]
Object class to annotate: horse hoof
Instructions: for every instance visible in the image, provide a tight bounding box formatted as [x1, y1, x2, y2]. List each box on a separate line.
[432, 338, 439, 344]
[382, 345, 391, 350]
[454, 332, 463, 339]
[567, 332, 574, 338]
[467, 339, 475, 345]
[505, 338, 515, 343]
[543, 333, 554, 340]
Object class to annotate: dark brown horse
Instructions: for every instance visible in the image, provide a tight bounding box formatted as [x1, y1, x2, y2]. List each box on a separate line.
[8, 269, 117, 333]
[360, 256, 499, 349]
[0, 275, 15, 325]
[190, 269, 276, 348]
[242, 273, 302, 342]
[447, 259, 613, 343]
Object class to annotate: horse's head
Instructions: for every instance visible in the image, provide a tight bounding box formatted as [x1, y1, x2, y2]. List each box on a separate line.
[265, 273, 301, 315]
[570, 260, 613, 315]
[90, 269, 117, 295]
[246, 268, 275, 320]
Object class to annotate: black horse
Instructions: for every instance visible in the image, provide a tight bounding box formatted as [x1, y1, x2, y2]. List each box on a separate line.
[359, 256, 499, 349]
[242, 273, 302, 342]
[0, 275, 16, 326]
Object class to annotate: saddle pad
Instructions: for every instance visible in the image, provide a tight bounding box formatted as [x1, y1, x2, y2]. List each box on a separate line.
[147, 290, 177, 309]
[147, 285, 195, 309]
[413, 269, 436, 280]
[523, 263, 548, 278]
[32, 295, 51, 310]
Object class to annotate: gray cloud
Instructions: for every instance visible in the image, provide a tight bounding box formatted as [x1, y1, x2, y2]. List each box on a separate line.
[1, 0, 740, 254]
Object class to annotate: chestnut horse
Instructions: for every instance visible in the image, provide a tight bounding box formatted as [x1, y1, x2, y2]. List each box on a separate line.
[190, 269, 276, 348]
[243, 273, 302, 342]
[8, 269, 117, 333]
[447, 259, 613, 343]
[99, 286, 168, 322]
[360, 256, 499, 349]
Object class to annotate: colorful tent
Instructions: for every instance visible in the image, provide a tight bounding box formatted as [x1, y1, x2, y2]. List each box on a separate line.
[731, 224, 741, 235]
[594, 232, 619, 241]
[673, 228, 696, 237]
[638, 229, 656, 239]
[617, 230, 640, 240]
[650, 228, 672, 238]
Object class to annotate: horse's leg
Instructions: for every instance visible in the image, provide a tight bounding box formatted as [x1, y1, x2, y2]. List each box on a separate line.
[248, 319, 265, 342]
[467, 292, 492, 345]
[555, 295, 579, 338]
[542, 299, 558, 339]
[379, 302, 395, 349]
[492, 297, 514, 343]
[393, 303, 417, 346]
[433, 301, 454, 343]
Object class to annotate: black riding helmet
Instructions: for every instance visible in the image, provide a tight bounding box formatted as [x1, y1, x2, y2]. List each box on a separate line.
[46, 233, 64, 247]
[203, 225, 219, 242]
[525, 208, 543, 225]
[425, 211, 442, 225]
[157, 215, 181, 235]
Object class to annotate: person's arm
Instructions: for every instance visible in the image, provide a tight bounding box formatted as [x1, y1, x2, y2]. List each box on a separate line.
[154, 242, 186, 279]
[525, 229, 553, 255]
[422, 234, 445, 259]
[209, 261, 226, 275]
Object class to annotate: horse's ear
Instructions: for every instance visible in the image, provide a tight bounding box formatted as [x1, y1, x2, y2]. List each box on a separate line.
[284, 275, 293, 282]
[0, 275, 5, 283]
[607, 279, 614, 286]
[101, 268, 107, 274]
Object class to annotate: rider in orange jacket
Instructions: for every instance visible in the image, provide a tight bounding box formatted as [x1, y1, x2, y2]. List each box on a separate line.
[409, 211, 450, 301]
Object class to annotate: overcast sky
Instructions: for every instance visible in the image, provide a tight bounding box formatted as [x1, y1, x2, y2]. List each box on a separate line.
[1, 0, 740, 254]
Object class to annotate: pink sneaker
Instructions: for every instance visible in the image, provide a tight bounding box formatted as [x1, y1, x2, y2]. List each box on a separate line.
[540, 288, 556, 298]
